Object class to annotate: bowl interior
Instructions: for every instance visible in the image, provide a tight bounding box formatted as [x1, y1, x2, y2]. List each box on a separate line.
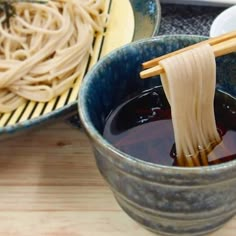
[79, 35, 236, 139]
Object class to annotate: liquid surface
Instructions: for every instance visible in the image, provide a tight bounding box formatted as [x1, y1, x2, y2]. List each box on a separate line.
[103, 86, 236, 166]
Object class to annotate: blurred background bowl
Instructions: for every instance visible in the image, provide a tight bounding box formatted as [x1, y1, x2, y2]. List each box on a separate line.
[210, 5, 236, 37]
[78, 35, 236, 236]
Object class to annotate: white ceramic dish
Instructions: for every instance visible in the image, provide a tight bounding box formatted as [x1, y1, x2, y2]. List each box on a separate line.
[161, 0, 236, 6]
[210, 5, 236, 37]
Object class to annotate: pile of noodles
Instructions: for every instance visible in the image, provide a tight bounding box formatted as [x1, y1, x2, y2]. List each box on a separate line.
[0, 0, 106, 112]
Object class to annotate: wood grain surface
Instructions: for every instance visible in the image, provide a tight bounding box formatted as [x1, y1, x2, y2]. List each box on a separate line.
[0, 120, 235, 236]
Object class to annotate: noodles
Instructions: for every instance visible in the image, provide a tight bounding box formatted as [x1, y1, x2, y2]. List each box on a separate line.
[0, 0, 107, 112]
[159, 44, 221, 167]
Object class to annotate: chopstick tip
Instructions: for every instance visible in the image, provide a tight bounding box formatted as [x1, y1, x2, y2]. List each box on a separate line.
[139, 71, 148, 79]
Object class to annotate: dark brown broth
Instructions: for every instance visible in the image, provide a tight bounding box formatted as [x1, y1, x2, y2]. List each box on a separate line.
[103, 86, 236, 166]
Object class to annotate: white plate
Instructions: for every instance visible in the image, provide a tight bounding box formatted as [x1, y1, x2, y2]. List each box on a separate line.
[160, 0, 236, 6]
[210, 5, 236, 37]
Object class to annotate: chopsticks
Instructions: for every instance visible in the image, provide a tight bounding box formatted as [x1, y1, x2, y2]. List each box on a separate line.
[140, 31, 236, 79]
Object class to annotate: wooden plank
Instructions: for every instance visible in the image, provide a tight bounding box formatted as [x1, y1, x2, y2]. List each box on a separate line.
[0, 123, 103, 186]
[0, 212, 152, 236]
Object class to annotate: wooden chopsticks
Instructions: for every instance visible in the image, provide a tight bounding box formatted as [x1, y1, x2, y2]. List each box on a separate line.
[140, 31, 236, 79]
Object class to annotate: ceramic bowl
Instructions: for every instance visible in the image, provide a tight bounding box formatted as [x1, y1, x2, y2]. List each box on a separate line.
[78, 35, 236, 236]
[210, 5, 236, 37]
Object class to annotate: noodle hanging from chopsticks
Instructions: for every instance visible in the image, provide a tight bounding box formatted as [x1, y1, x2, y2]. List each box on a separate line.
[159, 44, 221, 167]
[0, 0, 107, 112]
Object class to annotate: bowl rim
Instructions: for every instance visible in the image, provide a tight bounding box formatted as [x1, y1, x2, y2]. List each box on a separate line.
[131, 0, 162, 40]
[78, 34, 236, 175]
[153, 0, 162, 37]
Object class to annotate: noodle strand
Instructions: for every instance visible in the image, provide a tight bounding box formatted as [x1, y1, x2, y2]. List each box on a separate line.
[0, 0, 106, 113]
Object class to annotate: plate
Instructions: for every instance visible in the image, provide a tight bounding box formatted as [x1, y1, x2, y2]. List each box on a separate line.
[0, 0, 161, 138]
[210, 5, 236, 37]
[160, 0, 236, 6]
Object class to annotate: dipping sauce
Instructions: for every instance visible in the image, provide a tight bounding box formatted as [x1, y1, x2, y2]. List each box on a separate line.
[103, 86, 236, 166]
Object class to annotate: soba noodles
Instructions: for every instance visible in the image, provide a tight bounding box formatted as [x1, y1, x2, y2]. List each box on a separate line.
[0, 0, 106, 112]
[159, 44, 221, 167]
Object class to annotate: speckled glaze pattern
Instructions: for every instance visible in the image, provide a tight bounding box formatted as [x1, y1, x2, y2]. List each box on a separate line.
[0, 0, 161, 138]
[159, 4, 226, 36]
[130, 0, 161, 40]
[78, 35, 236, 236]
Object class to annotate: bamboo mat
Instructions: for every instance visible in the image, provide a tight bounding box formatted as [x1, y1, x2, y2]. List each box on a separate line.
[0, 0, 134, 129]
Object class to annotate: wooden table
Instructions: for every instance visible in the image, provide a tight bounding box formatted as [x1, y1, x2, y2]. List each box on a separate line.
[0, 120, 235, 236]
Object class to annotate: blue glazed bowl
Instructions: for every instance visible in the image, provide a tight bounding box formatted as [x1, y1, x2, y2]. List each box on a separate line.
[78, 35, 236, 236]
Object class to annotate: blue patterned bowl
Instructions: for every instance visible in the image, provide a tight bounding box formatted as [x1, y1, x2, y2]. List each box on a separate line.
[78, 35, 236, 236]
